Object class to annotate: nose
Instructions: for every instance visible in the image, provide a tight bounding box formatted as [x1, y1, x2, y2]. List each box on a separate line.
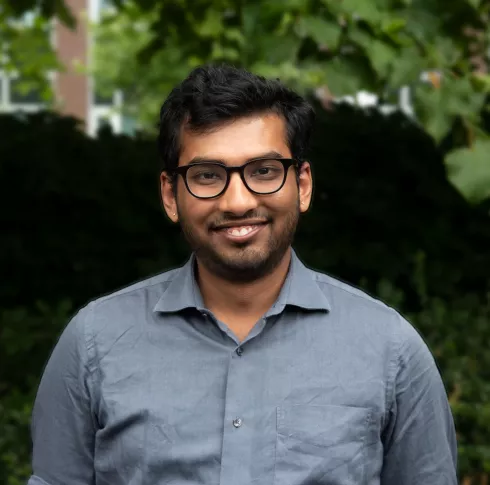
[217, 172, 259, 216]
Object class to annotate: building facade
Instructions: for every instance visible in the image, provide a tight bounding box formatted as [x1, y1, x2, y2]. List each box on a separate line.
[0, 0, 125, 136]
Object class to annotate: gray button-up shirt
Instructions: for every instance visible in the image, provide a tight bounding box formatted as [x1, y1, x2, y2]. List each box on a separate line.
[28, 250, 457, 485]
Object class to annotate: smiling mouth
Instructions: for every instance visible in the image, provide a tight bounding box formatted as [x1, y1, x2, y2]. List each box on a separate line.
[212, 222, 268, 241]
[224, 225, 260, 236]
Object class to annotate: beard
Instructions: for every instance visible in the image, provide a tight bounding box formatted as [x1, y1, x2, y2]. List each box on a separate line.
[178, 202, 300, 283]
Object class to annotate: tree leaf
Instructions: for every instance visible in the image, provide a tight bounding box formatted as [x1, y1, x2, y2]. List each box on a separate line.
[333, 0, 386, 25]
[380, 17, 407, 34]
[322, 57, 367, 95]
[223, 28, 246, 46]
[466, 0, 481, 9]
[389, 47, 427, 87]
[54, 0, 76, 29]
[350, 28, 400, 79]
[414, 75, 486, 141]
[194, 8, 223, 38]
[255, 33, 301, 64]
[241, 3, 261, 38]
[367, 40, 397, 78]
[296, 16, 342, 48]
[445, 140, 490, 202]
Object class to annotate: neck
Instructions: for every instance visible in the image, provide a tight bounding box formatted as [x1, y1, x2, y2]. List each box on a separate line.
[196, 249, 292, 318]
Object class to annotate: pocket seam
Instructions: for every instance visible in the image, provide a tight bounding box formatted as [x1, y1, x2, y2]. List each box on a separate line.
[273, 404, 374, 485]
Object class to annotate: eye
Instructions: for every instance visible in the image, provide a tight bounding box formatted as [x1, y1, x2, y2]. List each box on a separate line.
[188, 167, 225, 185]
[197, 171, 220, 179]
[250, 163, 282, 179]
[255, 167, 272, 175]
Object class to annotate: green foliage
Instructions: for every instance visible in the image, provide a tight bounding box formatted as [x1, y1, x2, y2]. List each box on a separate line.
[0, 107, 489, 481]
[0, 0, 75, 25]
[91, 0, 490, 202]
[0, 5, 60, 102]
[0, 1, 71, 103]
[446, 139, 490, 201]
[0, 390, 33, 485]
[0, 300, 74, 485]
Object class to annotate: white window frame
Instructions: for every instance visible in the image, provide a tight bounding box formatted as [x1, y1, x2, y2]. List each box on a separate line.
[0, 70, 54, 113]
[88, 91, 124, 136]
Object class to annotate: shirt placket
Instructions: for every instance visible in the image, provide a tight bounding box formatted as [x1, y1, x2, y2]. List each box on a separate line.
[218, 345, 254, 485]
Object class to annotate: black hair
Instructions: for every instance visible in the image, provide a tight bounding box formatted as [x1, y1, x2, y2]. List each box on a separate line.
[157, 64, 315, 173]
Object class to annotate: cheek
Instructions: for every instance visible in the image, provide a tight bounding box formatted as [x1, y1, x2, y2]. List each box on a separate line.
[177, 195, 215, 228]
[270, 183, 299, 212]
[176, 181, 195, 213]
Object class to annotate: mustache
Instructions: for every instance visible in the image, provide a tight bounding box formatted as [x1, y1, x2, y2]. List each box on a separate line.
[210, 211, 271, 228]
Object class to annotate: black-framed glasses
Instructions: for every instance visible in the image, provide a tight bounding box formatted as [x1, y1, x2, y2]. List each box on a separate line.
[168, 158, 299, 199]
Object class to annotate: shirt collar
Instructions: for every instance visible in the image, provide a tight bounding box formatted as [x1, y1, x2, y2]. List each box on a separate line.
[153, 249, 331, 314]
[270, 248, 331, 314]
[153, 254, 205, 313]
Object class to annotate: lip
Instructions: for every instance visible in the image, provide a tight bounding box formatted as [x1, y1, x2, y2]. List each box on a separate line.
[213, 223, 268, 243]
[212, 219, 269, 230]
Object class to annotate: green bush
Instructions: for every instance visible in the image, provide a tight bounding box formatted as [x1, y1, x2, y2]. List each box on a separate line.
[0, 390, 33, 485]
[0, 301, 74, 485]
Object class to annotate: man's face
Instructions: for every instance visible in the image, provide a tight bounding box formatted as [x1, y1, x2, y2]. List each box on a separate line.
[161, 114, 313, 282]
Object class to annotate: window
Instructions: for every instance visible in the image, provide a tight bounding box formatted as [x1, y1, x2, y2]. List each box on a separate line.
[93, 90, 114, 106]
[122, 115, 137, 136]
[90, 0, 114, 22]
[0, 73, 46, 114]
[88, 106, 121, 136]
[9, 78, 43, 104]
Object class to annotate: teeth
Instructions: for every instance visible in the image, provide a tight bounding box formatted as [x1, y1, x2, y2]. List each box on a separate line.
[227, 226, 255, 236]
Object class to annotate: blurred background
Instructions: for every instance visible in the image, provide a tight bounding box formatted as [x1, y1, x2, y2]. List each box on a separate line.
[1, 0, 490, 483]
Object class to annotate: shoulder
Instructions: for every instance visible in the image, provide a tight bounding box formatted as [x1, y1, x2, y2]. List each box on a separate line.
[86, 266, 179, 314]
[70, 266, 182, 342]
[94, 267, 180, 306]
[307, 265, 423, 347]
[307, 267, 441, 409]
[311, 267, 398, 319]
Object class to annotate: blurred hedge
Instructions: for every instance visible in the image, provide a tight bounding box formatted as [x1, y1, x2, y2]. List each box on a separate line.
[1, 106, 489, 484]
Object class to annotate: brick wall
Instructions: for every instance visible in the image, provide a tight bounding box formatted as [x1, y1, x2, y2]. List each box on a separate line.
[54, 0, 89, 125]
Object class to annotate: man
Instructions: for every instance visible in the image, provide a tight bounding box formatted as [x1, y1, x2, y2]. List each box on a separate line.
[29, 64, 457, 485]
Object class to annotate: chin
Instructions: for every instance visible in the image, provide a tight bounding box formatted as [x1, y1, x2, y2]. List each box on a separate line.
[218, 246, 288, 279]
[222, 245, 269, 262]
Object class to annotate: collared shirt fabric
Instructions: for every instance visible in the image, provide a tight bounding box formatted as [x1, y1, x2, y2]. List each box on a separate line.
[28, 250, 458, 485]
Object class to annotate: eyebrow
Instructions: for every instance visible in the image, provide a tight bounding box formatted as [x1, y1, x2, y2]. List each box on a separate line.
[186, 150, 286, 166]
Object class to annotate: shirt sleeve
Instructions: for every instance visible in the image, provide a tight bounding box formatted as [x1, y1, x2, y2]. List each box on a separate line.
[380, 315, 458, 485]
[28, 304, 97, 485]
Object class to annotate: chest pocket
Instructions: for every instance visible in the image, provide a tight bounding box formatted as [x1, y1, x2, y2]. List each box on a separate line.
[274, 404, 376, 485]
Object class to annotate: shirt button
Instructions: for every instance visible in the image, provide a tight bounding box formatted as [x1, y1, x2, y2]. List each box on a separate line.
[233, 418, 243, 428]
[236, 347, 243, 356]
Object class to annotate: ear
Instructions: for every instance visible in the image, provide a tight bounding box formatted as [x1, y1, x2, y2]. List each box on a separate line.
[298, 161, 313, 213]
[160, 172, 179, 223]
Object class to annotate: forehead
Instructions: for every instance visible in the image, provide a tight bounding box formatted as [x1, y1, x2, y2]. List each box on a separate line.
[178, 114, 290, 166]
